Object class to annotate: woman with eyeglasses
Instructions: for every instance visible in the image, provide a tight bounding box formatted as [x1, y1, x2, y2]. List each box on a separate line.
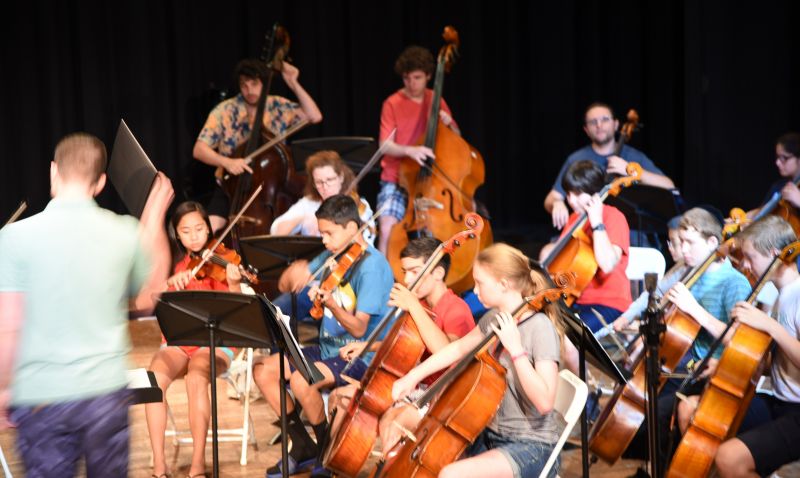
[271, 150, 375, 244]
[748, 133, 800, 221]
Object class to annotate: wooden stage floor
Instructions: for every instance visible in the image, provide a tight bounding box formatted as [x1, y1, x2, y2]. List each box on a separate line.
[1, 319, 797, 477]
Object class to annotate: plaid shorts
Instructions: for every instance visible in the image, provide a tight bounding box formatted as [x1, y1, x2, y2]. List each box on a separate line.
[377, 181, 408, 222]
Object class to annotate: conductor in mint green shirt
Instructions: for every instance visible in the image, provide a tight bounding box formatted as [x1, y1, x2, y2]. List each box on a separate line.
[0, 133, 173, 477]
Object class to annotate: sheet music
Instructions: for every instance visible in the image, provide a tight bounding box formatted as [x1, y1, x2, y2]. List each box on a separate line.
[267, 301, 324, 384]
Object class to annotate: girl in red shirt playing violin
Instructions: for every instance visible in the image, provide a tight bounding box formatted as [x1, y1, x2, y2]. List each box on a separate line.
[145, 201, 242, 478]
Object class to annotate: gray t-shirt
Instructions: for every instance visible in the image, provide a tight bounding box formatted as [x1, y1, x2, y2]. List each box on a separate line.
[478, 311, 562, 444]
[771, 278, 800, 403]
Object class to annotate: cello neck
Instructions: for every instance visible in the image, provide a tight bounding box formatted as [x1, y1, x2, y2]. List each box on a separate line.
[542, 182, 615, 268]
[413, 301, 531, 409]
[745, 256, 783, 305]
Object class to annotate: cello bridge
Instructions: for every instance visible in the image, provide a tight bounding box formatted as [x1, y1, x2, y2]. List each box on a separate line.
[413, 197, 444, 212]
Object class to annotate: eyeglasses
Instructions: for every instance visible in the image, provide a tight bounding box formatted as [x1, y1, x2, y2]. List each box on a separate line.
[585, 116, 613, 127]
[314, 176, 342, 188]
[777, 154, 797, 163]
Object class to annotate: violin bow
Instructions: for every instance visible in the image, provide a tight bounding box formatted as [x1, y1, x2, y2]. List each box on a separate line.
[3, 201, 27, 228]
[220, 119, 309, 180]
[344, 129, 396, 195]
[190, 184, 263, 278]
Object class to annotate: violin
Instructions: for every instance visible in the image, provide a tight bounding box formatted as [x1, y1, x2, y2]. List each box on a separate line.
[309, 241, 366, 320]
[541, 162, 643, 305]
[188, 242, 259, 285]
[667, 241, 800, 477]
[376, 276, 573, 478]
[323, 214, 485, 477]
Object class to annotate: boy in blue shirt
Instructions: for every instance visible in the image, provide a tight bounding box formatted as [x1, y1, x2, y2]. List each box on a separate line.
[253, 194, 394, 477]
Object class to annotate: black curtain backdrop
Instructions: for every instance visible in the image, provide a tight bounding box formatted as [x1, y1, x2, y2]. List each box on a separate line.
[1, 1, 799, 232]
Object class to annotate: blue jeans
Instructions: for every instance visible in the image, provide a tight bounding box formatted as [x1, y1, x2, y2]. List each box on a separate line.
[465, 428, 557, 478]
[10, 388, 131, 478]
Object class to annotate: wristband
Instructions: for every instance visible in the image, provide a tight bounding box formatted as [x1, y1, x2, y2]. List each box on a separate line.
[511, 351, 529, 362]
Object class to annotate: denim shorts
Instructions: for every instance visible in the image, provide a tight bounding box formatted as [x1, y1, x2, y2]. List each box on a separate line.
[466, 428, 557, 478]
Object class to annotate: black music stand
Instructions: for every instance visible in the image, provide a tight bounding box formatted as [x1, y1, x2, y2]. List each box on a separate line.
[156, 291, 323, 478]
[531, 260, 628, 477]
[606, 185, 685, 248]
[291, 137, 380, 205]
[239, 235, 324, 333]
[561, 302, 630, 477]
[291, 136, 377, 173]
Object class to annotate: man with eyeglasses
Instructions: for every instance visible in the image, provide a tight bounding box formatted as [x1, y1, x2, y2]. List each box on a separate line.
[544, 102, 675, 230]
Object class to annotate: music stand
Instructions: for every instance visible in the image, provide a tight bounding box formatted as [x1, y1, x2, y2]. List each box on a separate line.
[606, 185, 685, 247]
[291, 137, 380, 205]
[239, 235, 325, 333]
[291, 136, 377, 173]
[156, 291, 323, 478]
[107, 119, 158, 218]
[532, 260, 628, 477]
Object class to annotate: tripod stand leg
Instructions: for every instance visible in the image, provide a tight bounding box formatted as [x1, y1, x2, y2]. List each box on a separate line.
[580, 328, 590, 477]
[279, 347, 290, 478]
[209, 327, 220, 478]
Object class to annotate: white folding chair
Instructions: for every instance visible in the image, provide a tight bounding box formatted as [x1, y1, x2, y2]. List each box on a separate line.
[539, 370, 588, 478]
[166, 347, 258, 465]
[626, 247, 667, 297]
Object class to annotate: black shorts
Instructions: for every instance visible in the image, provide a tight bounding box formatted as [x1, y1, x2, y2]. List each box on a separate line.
[204, 184, 230, 218]
[738, 394, 800, 477]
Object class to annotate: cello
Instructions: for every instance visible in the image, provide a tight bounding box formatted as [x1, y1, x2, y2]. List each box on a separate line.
[541, 162, 642, 305]
[605, 109, 641, 180]
[323, 214, 484, 477]
[386, 26, 493, 294]
[588, 227, 744, 464]
[666, 241, 800, 477]
[375, 278, 572, 478]
[218, 24, 307, 246]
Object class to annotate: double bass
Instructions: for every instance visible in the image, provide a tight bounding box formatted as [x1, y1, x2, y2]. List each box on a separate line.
[667, 241, 800, 477]
[218, 24, 307, 246]
[386, 26, 493, 294]
[323, 214, 485, 477]
[376, 278, 572, 478]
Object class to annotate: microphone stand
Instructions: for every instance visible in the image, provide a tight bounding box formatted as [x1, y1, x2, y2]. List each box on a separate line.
[642, 272, 666, 478]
